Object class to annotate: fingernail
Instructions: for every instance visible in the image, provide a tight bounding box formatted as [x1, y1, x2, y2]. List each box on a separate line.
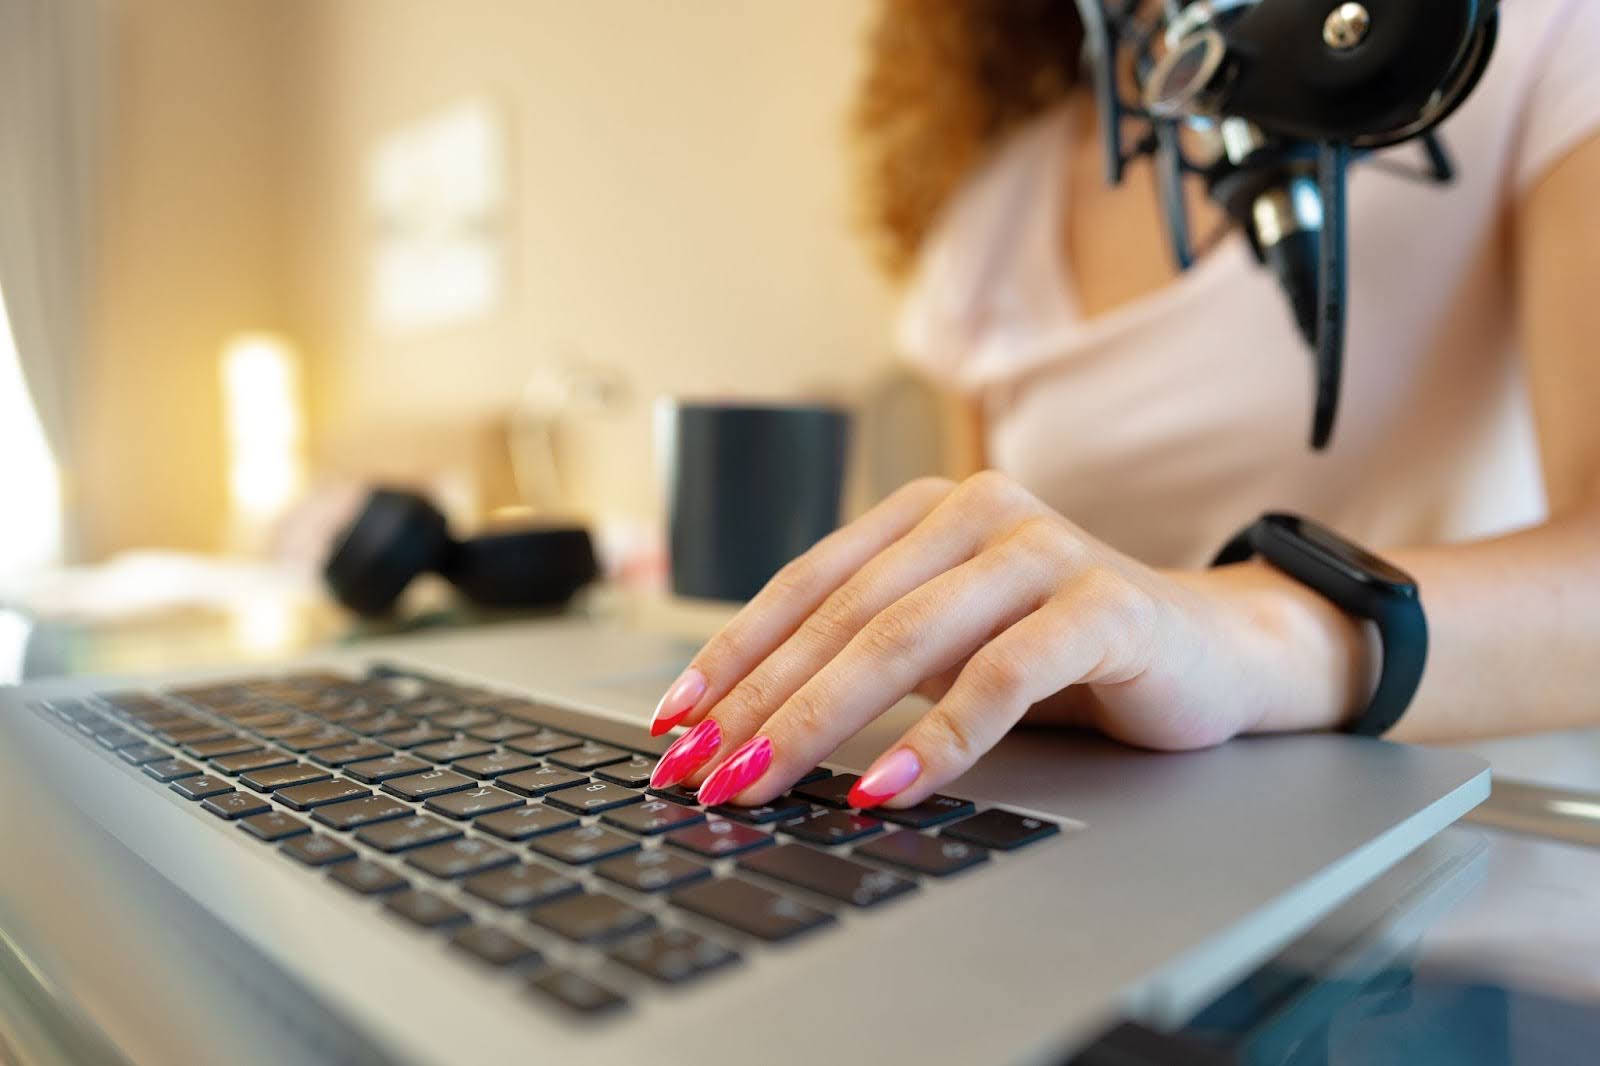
[649, 718, 722, 788]
[695, 735, 773, 807]
[847, 748, 922, 809]
[649, 667, 707, 736]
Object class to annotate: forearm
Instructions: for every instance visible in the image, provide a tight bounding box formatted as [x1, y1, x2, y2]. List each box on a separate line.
[1229, 502, 1600, 743]
[1385, 503, 1600, 741]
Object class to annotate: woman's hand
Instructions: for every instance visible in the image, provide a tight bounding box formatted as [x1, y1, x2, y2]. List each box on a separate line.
[647, 473, 1371, 809]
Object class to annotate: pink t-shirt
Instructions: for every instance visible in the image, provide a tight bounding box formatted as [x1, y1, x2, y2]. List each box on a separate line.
[898, 0, 1600, 568]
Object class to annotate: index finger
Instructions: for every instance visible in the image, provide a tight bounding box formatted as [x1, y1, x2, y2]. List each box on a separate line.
[647, 477, 954, 735]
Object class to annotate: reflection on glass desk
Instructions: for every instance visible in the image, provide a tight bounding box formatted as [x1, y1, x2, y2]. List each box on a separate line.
[1074, 818, 1600, 1065]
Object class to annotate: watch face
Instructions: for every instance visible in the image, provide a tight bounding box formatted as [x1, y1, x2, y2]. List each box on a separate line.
[1264, 514, 1416, 590]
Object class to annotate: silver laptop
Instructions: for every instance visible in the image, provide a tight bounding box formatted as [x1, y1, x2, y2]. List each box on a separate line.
[0, 617, 1488, 1065]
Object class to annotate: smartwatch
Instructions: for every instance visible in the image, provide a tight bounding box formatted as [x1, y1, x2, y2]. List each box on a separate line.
[1211, 513, 1428, 737]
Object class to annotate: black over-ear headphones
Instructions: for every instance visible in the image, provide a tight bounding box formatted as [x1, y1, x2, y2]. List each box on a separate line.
[323, 488, 598, 617]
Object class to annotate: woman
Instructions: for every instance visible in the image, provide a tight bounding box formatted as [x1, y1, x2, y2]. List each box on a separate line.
[647, 0, 1600, 811]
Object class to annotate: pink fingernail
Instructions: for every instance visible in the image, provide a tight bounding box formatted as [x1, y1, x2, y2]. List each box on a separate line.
[847, 748, 922, 809]
[695, 736, 773, 807]
[649, 667, 707, 736]
[649, 718, 722, 788]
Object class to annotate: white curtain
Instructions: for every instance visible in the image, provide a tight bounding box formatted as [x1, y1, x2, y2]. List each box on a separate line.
[0, 0, 103, 560]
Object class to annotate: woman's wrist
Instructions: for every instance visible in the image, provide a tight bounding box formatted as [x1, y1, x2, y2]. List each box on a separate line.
[1169, 561, 1376, 735]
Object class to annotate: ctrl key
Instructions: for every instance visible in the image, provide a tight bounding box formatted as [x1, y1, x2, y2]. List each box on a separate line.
[529, 969, 626, 1017]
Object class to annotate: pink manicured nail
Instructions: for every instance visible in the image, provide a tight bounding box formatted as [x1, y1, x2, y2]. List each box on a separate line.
[695, 736, 773, 807]
[649, 718, 722, 788]
[649, 667, 707, 736]
[847, 748, 922, 809]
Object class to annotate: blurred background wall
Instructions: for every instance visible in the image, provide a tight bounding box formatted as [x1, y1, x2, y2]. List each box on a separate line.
[70, 0, 901, 562]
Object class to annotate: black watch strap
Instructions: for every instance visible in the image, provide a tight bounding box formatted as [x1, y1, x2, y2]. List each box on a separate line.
[1213, 514, 1428, 737]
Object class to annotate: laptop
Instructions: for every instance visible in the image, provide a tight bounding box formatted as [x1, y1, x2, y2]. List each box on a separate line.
[0, 617, 1489, 1065]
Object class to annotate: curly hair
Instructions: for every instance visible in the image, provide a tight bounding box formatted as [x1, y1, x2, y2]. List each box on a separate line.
[851, 0, 1085, 279]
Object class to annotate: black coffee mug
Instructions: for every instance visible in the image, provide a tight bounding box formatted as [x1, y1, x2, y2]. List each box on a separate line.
[660, 401, 850, 602]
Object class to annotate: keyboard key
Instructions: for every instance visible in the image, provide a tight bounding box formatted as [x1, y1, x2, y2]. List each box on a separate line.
[414, 737, 494, 763]
[872, 794, 976, 829]
[428, 708, 499, 731]
[329, 859, 409, 896]
[711, 797, 810, 824]
[453, 751, 541, 779]
[280, 726, 359, 753]
[255, 718, 325, 741]
[601, 798, 705, 836]
[942, 809, 1060, 850]
[855, 831, 989, 876]
[424, 785, 523, 820]
[116, 742, 170, 766]
[778, 809, 884, 846]
[547, 741, 633, 771]
[383, 769, 475, 801]
[791, 773, 860, 808]
[498, 766, 588, 797]
[182, 735, 257, 759]
[94, 726, 146, 751]
[212, 749, 295, 775]
[377, 724, 454, 750]
[233, 709, 297, 731]
[528, 825, 640, 865]
[157, 724, 232, 745]
[240, 764, 330, 793]
[404, 838, 516, 879]
[529, 892, 655, 945]
[280, 835, 357, 867]
[609, 927, 738, 984]
[239, 811, 311, 842]
[464, 718, 541, 743]
[171, 775, 235, 800]
[143, 758, 201, 782]
[384, 889, 469, 930]
[451, 925, 540, 968]
[475, 805, 578, 842]
[648, 784, 704, 805]
[666, 818, 774, 859]
[345, 754, 430, 783]
[544, 780, 644, 814]
[529, 969, 626, 1016]
[739, 844, 916, 907]
[307, 741, 392, 767]
[201, 791, 272, 820]
[313, 794, 412, 830]
[344, 710, 417, 736]
[669, 878, 833, 942]
[794, 766, 832, 786]
[355, 814, 463, 853]
[75, 712, 122, 737]
[464, 864, 581, 909]
[276, 778, 370, 811]
[505, 729, 583, 757]
[594, 754, 655, 788]
[595, 849, 712, 894]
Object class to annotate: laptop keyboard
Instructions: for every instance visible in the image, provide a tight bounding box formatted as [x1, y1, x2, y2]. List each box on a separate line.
[34, 668, 1066, 1019]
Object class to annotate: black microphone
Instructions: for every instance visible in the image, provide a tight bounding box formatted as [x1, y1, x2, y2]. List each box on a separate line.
[1076, 0, 1500, 450]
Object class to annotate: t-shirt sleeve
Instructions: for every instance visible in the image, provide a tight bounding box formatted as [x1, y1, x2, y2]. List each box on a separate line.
[1512, 0, 1600, 194]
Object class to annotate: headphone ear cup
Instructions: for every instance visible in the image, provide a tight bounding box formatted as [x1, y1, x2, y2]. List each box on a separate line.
[324, 489, 453, 617]
[443, 528, 598, 609]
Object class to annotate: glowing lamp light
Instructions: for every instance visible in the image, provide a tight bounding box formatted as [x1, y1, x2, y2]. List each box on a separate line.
[220, 333, 306, 548]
